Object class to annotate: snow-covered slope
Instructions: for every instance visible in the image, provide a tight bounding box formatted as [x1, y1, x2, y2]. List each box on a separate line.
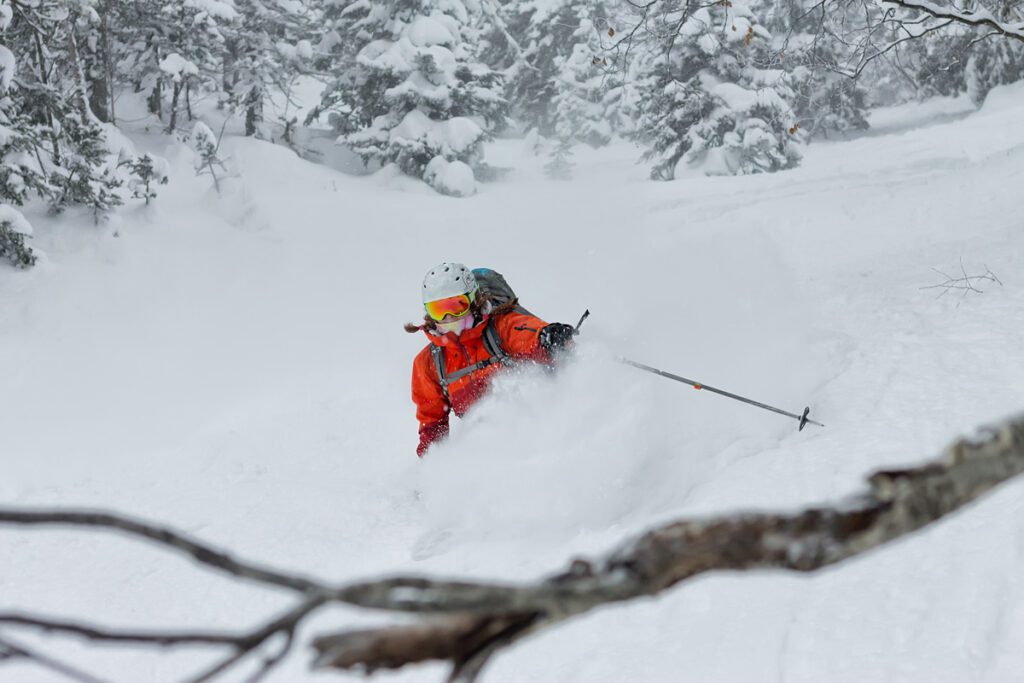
[2, 84, 1024, 682]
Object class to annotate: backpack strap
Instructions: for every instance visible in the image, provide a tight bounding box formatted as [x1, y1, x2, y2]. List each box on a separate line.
[428, 317, 512, 401]
[430, 344, 450, 399]
[481, 316, 511, 366]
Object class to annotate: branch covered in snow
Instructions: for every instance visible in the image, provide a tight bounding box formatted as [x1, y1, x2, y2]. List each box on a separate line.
[2, 411, 1024, 682]
[881, 0, 1024, 42]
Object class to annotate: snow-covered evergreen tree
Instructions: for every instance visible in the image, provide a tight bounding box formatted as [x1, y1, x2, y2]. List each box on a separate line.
[760, 0, 868, 139]
[1, 1, 125, 214]
[544, 139, 573, 180]
[226, 0, 318, 137]
[964, 37, 1024, 105]
[112, 0, 237, 131]
[496, 0, 621, 145]
[0, 0, 169, 238]
[631, 0, 800, 179]
[548, 4, 620, 148]
[0, 17, 37, 267]
[311, 0, 506, 190]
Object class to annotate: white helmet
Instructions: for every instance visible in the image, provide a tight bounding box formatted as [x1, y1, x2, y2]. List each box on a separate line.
[422, 262, 478, 303]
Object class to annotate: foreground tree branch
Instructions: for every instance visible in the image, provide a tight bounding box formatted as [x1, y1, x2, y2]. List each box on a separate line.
[2, 411, 1023, 682]
[0, 634, 112, 683]
[312, 410, 1024, 678]
[0, 509, 325, 594]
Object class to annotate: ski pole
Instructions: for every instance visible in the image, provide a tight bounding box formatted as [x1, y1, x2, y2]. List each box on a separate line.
[619, 358, 824, 431]
[573, 309, 590, 334]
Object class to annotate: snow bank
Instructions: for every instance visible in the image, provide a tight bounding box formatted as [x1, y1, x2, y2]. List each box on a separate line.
[424, 156, 476, 196]
[977, 79, 1024, 114]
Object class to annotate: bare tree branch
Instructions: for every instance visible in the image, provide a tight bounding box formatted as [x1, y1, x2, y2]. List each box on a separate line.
[3, 411, 1024, 682]
[0, 509, 326, 594]
[0, 633, 113, 683]
[0, 613, 243, 646]
[921, 262, 1002, 302]
[312, 410, 1024, 678]
[183, 592, 329, 683]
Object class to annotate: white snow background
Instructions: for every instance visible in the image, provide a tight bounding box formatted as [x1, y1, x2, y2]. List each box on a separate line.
[1, 83, 1024, 682]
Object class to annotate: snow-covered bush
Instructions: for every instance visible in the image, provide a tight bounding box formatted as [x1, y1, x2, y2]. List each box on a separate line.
[122, 153, 170, 205]
[0, 204, 35, 267]
[544, 140, 574, 180]
[191, 121, 229, 192]
[423, 155, 476, 196]
[632, 0, 801, 179]
[311, 0, 506, 191]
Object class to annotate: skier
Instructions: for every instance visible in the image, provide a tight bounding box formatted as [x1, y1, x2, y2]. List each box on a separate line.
[408, 263, 576, 457]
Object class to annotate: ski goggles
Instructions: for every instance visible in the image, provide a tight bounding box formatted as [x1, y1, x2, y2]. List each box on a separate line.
[425, 293, 473, 321]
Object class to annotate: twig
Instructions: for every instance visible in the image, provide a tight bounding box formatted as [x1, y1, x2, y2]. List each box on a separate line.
[0, 633, 113, 683]
[0, 509, 325, 594]
[0, 613, 242, 645]
[921, 262, 1002, 300]
[183, 592, 329, 683]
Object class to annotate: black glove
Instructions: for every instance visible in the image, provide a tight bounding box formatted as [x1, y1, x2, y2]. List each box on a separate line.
[538, 323, 575, 352]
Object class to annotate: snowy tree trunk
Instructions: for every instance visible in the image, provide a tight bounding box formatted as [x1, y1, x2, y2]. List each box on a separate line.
[222, 38, 238, 96]
[148, 46, 162, 119]
[30, 32, 61, 164]
[67, 19, 97, 123]
[166, 81, 181, 133]
[85, 5, 113, 123]
[245, 86, 262, 137]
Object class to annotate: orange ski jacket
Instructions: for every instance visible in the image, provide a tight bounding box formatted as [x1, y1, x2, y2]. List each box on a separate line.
[411, 310, 551, 456]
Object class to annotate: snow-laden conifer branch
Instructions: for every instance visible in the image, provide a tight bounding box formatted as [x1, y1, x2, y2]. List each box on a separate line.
[2, 412, 1024, 682]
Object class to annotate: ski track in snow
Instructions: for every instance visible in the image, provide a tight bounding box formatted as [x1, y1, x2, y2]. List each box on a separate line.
[2, 84, 1024, 682]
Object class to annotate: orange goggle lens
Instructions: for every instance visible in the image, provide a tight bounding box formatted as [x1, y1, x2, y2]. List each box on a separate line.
[425, 294, 472, 321]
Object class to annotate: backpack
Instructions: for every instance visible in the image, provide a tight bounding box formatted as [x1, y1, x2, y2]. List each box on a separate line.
[429, 267, 522, 399]
[472, 268, 530, 315]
